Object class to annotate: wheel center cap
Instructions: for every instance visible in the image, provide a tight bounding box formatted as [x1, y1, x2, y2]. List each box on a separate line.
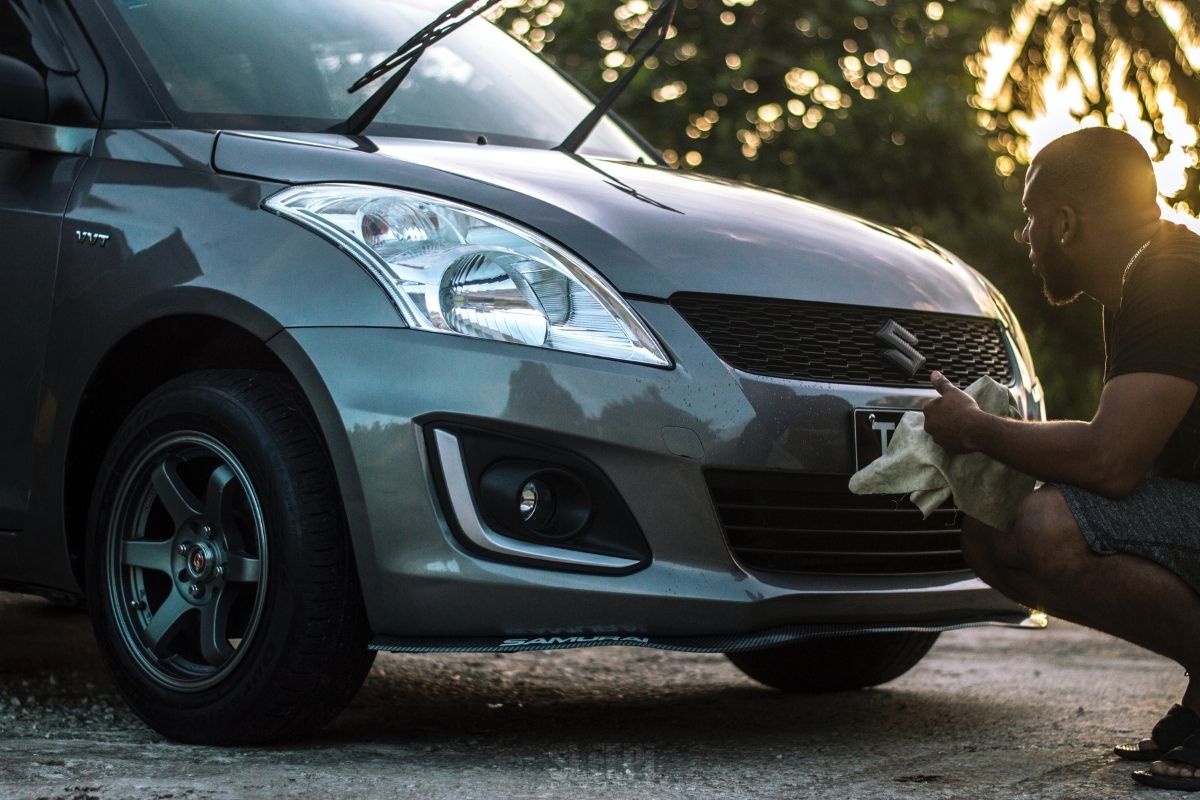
[186, 542, 216, 581]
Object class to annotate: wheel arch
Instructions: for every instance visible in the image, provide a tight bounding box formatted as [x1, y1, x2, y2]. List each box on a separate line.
[62, 313, 360, 593]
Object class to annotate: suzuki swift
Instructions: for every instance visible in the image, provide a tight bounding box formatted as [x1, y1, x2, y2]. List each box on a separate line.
[0, 0, 1045, 743]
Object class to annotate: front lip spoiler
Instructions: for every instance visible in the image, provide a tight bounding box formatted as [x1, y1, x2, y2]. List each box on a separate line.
[369, 612, 1046, 654]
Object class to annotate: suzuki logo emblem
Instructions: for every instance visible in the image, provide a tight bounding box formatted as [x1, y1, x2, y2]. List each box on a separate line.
[875, 319, 927, 379]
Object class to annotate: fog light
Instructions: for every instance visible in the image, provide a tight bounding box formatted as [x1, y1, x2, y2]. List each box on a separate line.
[518, 483, 538, 518]
[519, 478, 556, 529]
[477, 460, 590, 541]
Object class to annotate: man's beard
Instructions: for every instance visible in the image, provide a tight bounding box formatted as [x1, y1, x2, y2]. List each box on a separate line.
[1039, 235, 1083, 306]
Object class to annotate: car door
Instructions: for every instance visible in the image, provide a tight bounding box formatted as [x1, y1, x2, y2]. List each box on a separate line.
[0, 0, 97, 535]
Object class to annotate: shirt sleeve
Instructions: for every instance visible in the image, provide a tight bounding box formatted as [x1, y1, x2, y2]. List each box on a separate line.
[1107, 252, 1200, 387]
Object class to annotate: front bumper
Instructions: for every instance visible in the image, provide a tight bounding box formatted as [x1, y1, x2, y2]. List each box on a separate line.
[269, 300, 1035, 641]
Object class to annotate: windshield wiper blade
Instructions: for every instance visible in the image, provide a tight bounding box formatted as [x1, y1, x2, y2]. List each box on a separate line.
[328, 0, 502, 136]
[557, 0, 678, 154]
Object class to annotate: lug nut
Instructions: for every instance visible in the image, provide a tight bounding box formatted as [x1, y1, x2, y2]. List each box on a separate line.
[188, 583, 204, 598]
[214, 564, 225, 579]
[201, 524, 214, 539]
[177, 542, 190, 555]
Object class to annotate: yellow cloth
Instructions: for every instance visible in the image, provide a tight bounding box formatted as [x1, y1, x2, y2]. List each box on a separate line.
[848, 375, 1034, 531]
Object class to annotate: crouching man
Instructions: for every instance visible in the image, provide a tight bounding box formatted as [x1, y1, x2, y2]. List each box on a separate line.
[922, 127, 1200, 792]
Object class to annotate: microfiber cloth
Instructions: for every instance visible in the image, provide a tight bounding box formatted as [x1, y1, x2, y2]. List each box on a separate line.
[848, 375, 1035, 532]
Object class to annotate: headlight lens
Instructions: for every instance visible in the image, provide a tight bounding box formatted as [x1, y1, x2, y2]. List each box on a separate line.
[264, 184, 670, 367]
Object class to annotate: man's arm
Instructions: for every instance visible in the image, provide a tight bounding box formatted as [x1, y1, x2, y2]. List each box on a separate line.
[923, 370, 1197, 498]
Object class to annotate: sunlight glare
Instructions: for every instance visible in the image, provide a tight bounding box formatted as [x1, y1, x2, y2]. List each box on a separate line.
[975, 1, 1200, 223]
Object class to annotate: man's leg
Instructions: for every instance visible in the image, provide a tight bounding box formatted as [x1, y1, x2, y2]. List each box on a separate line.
[961, 485, 1200, 777]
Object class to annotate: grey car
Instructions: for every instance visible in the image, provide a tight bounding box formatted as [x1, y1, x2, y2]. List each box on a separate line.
[0, 0, 1045, 744]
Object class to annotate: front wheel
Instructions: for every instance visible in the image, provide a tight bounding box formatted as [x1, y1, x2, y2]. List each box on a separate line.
[87, 370, 375, 744]
[726, 631, 939, 692]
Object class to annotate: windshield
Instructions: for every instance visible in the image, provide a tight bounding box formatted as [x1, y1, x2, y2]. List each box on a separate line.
[99, 0, 651, 159]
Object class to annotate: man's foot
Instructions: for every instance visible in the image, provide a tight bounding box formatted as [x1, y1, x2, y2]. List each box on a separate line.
[1115, 705, 1200, 762]
[1150, 759, 1200, 779]
[1133, 732, 1200, 791]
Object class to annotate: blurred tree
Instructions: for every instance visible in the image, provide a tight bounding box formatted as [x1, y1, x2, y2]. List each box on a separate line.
[492, 0, 1003, 223]
[485, 0, 1200, 419]
[972, 0, 1200, 217]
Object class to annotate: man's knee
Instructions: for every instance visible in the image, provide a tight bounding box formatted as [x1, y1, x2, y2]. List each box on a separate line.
[1003, 487, 1090, 580]
[962, 487, 1086, 582]
[959, 517, 1005, 580]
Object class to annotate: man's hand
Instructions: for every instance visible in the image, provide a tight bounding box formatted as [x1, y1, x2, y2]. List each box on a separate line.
[914, 371, 1194, 496]
[923, 371, 983, 454]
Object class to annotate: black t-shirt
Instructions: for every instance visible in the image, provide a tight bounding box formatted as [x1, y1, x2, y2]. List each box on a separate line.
[1103, 221, 1200, 482]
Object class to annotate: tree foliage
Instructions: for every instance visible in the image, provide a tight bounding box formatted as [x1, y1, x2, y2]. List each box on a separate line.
[973, 0, 1200, 214]
[493, 1, 1006, 223]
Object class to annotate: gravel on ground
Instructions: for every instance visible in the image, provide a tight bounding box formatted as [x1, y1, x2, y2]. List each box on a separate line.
[0, 593, 1185, 799]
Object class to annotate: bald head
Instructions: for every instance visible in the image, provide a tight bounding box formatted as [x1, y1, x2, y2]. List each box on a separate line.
[1028, 128, 1159, 219]
[1020, 128, 1165, 308]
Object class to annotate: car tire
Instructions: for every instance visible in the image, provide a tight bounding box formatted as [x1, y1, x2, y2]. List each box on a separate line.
[725, 631, 939, 692]
[86, 369, 375, 745]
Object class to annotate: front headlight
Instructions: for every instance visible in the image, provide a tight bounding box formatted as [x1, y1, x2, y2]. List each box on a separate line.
[264, 184, 670, 367]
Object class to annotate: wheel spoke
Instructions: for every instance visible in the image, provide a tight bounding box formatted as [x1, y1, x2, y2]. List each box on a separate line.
[198, 586, 237, 666]
[223, 553, 261, 583]
[152, 457, 203, 528]
[205, 464, 236, 530]
[121, 538, 175, 574]
[142, 591, 192, 655]
[206, 464, 253, 553]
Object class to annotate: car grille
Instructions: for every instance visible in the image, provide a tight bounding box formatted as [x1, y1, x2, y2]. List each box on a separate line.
[706, 470, 968, 575]
[671, 293, 1013, 388]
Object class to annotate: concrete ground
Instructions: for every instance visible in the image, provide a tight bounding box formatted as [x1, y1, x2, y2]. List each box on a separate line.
[0, 592, 1185, 799]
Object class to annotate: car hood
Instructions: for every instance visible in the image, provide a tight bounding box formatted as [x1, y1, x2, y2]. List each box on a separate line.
[214, 132, 999, 317]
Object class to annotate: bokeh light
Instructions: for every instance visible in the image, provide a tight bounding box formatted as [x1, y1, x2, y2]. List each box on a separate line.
[971, 0, 1200, 229]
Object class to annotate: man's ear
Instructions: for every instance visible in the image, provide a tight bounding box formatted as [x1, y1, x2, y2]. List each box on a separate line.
[1056, 205, 1079, 246]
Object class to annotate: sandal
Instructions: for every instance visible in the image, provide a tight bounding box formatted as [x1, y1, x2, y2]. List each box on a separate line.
[1116, 704, 1200, 762]
[1133, 732, 1200, 791]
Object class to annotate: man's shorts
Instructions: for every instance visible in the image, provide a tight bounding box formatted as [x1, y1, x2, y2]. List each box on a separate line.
[1054, 476, 1200, 596]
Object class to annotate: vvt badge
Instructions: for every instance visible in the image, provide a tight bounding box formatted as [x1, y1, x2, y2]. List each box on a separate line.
[875, 319, 926, 379]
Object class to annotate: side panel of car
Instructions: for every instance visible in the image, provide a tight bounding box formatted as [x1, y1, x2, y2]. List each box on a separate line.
[6, 128, 402, 592]
[0, 0, 399, 594]
[0, 150, 83, 535]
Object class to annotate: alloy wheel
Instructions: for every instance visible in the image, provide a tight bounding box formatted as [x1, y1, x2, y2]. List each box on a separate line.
[106, 432, 269, 692]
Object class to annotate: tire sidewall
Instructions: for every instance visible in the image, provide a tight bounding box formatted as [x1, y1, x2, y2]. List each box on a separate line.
[86, 375, 308, 733]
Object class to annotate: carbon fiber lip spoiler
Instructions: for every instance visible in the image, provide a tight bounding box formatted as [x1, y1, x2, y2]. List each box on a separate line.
[370, 612, 1045, 654]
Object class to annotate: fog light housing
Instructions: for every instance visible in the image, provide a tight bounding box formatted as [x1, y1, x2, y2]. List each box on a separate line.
[479, 462, 590, 541]
[425, 422, 651, 573]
